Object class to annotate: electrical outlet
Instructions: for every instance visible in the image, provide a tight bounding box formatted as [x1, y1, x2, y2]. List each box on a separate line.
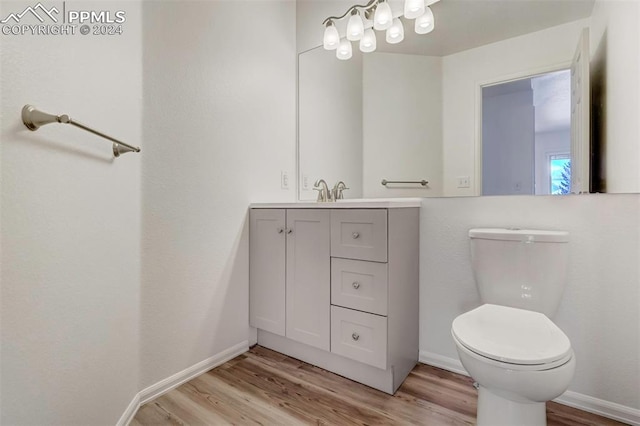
[302, 174, 310, 190]
[457, 176, 470, 188]
[281, 171, 289, 190]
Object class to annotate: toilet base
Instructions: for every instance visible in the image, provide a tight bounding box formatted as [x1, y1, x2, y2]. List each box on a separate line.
[477, 386, 547, 426]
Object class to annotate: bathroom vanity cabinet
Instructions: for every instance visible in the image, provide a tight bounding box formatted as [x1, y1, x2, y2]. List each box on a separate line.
[249, 200, 420, 394]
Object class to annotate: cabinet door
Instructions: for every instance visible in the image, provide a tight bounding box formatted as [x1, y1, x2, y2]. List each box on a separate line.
[286, 209, 331, 350]
[249, 209, 286, 336]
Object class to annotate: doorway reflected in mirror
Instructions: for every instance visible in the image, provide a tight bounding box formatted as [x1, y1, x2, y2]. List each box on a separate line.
[481, 70, 571, 196]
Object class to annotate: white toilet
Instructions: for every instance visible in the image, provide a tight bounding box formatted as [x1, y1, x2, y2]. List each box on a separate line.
[452, 228, 575, 426]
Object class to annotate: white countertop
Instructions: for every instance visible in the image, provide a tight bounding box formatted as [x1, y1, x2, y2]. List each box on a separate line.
[250, 198, 422, 209]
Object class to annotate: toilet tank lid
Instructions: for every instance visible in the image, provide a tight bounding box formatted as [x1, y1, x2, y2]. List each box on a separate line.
[469, 228, 569, 243]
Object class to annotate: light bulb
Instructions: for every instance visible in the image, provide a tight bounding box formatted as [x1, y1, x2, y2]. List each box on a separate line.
[323, 21, 340, 50]
[415, 7, 434, 34]
[373, 1, 393, 31]
[336, 39, 353, 60]
[386, 18, 404, 44]
[404, 0, 425, 19]
[346, 10, 364, 41]
[359, 28, 377, 53]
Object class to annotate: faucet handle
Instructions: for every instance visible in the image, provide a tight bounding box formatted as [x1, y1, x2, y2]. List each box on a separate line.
[313, 186, 325, 202]
[332, 181, 349, 200]
[313, 179, 333, 202]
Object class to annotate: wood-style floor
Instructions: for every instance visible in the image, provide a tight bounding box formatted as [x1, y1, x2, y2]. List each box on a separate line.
[132, 346, 626, 426]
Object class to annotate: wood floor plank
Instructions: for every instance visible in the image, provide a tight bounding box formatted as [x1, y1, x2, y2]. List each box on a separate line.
[133, 346, 628, 426]
[215, 357, 386, 425]
[134, 401, 188, 425]
[246, 351, 472, 425]
[189, 370, 303, 424]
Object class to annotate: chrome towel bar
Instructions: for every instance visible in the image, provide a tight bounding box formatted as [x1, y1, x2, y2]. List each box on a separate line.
[21, 104, 141, 158]
[381, 179, 428, 187]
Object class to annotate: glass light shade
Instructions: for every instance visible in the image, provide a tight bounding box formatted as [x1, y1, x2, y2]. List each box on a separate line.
[415, 7, 434, 34]
[346, 12, 364, 41]
[373, 1, 393, 31]
[359, 28, 377, 53]
[386, 18, 404, 44]
[323, 23, 340, 50]
[404, 0, 425, 19]
[336, 39, 353, 60]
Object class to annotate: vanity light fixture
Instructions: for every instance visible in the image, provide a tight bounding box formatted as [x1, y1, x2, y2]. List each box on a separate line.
[360, 28, 377, 53]
[322, 0, 439, 59]
[415, 6, 435, 34]
[337, 39, 353, 60]
[323, 20, 340, 50]
[386, 17, 405, 44]
[404, 0, 425, 19]
[373, 0, 393, 30]
[347, 9, 365, 40]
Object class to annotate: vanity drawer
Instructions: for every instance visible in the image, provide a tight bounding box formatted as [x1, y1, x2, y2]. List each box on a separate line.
[331, 209, 387, 262]
[331, 258, 388, 316]
[331, 306, 387, 369]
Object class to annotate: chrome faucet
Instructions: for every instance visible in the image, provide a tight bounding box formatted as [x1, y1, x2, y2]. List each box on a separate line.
[313, 179, 333, 202]
[332, 181, 349, 200]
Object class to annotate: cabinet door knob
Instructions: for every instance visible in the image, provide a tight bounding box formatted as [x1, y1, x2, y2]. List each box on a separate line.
[352, 281, 360, 289]
[351, 332, 360, 341]
[277, 228, 284, 234]
[287, 228, 293, 234]
[352, 232, 360, 239]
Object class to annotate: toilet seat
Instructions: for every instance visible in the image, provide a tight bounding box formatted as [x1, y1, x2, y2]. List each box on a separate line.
[452, 304, 572, 369]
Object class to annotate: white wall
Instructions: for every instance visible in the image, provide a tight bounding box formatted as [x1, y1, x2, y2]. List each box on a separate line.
[420, 194, 640, 411]
[442, 19, 589, 197]
[0, 1, 142, 424]
[589, 0, 640, 194]
[298, 47, 363, 201]
[362, 53, 442, 198]
[140, 0, 296, 389]
[482, 89, 535, 195]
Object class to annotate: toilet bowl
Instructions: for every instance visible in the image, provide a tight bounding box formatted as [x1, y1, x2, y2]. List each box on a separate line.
[452, 304, 575, 426]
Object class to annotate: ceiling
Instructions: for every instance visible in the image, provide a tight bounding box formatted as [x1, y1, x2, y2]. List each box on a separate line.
[371, 0, 595, 56]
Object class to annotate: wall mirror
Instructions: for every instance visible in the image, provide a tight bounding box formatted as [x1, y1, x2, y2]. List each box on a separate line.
[297, 0, 639, 200]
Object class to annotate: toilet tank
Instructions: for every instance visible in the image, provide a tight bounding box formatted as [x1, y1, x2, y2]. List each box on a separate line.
[469, 228, 569, 318]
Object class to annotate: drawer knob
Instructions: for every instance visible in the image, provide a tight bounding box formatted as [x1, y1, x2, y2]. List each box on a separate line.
[352, 332, 360, 341]
[352, 232, 360, 239]
[352, 281, 360, 289]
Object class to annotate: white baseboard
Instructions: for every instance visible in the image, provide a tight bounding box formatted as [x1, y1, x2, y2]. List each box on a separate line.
[117, 340, 249, 426]
[116, 392, 140, 426]
[556, 391, 640, 425]
[139, 340, 249, 405]
[419, 350, 640, 426]
[419, 350, 469, 377]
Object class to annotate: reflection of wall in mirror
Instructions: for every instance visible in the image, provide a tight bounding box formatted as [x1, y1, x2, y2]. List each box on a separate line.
[482, 88, 535, 196]
[363, 52, 443, 198]
[297, 0, 640, 196]
[443, 2, 640, 196]
[298, 48, 363, 201]
[443, 19, 589, 197]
